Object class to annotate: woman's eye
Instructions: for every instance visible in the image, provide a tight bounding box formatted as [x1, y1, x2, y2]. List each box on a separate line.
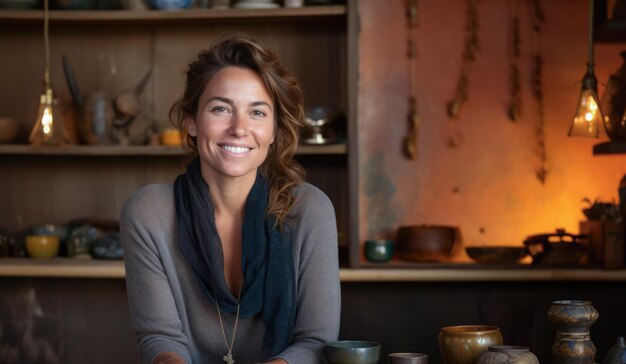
[211, 106, 230, 114]
[251, 110, 267, 118]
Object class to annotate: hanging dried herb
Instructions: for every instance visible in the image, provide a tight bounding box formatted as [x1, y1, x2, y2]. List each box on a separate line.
[403, 0, 420, 159]
[530, 0, 548, 184]
[508, 1, 521, 122]
[447, 0, 479, 119]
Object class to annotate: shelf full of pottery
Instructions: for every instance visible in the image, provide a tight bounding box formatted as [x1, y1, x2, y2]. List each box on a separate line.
[0, 220, 122, 263]
[0, 0, 346, 21]
[324, 300, 626, 364]
[361, 199, 625, 270]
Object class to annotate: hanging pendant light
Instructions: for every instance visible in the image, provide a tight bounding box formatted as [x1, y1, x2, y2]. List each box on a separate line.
[29, 0, 68, 146]
[568, 0, 604, 138]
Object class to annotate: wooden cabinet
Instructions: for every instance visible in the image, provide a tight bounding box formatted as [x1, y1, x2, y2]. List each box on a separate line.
[0, 4, 359, 266]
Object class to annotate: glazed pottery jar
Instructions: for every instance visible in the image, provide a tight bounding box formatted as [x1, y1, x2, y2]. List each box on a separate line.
[476, 346, 539, 364]
[547, 300, 599, 364]
[438, 325, 503, 364]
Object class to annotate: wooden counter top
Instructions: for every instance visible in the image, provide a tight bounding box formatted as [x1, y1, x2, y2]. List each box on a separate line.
[1, 259, 626, 281]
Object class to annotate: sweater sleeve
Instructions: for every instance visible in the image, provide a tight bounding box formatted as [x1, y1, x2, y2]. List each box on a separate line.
[120, 186, 192, 364]
[271, 186, 341, 363]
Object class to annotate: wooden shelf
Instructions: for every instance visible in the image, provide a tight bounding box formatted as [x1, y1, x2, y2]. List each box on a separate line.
[0, 5, 346, 25]
[0, 143, 347, 156]
[2, 258, 626, 281]
[0, 258, 125, 278]
[593, 140, 626, 154]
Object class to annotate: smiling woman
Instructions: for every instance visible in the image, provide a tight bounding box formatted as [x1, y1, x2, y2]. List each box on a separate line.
[120, 34, 341, 364]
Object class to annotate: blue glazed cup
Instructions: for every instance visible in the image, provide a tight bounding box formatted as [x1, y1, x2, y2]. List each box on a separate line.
[364, 239, 394, 263]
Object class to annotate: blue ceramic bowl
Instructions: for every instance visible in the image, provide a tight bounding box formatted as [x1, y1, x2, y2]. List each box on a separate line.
[149, 0, 191, 10]
[364, 239, 394, 263]
[325, 341, 381, 364]
[30, 224, 69, 243]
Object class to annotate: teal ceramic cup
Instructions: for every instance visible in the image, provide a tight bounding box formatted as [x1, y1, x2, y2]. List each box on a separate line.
[364, 239, 394, 263]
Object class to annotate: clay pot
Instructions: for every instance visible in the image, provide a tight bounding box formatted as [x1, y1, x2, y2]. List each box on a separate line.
[438, 325, 503, 364]
[477, 346, 539, 364]
[396, 225, 462, 262]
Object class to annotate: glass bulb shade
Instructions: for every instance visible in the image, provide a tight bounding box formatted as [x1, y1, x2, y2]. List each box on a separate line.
[569, 87, 604, 138]
[29, 88, 68, 146]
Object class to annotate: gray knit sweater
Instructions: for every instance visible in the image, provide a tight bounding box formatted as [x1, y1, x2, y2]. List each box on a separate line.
[120, 183, 341, 364]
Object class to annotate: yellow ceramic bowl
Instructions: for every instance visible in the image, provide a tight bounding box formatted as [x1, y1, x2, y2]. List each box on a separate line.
[160, 128, 182, 147]
[25, 235, 60, 259]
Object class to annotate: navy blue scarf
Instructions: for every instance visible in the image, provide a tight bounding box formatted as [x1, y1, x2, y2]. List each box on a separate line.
[174, 158, 296, 358]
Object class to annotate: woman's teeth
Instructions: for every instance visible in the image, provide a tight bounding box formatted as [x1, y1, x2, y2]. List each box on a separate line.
[221, 145, 250, 154]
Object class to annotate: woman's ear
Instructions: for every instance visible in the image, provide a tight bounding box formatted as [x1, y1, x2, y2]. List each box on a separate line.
[185, 116, 197, 137]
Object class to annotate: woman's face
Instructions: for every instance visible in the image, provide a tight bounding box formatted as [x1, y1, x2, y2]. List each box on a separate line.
[187, 66, 275, 183]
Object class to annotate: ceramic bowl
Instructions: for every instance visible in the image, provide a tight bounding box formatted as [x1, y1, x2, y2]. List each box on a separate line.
[438, 325, 503, 364]
[25, 235, 60, 259]
[389, 352, 429, 364]
[31, 224, 69, 243]
[325, 340, 381, 364]
[395, 225, 462, 262]
[364, 239, 394, 263]
[465, 246, 527, 265]
[149, 0, 192, 10]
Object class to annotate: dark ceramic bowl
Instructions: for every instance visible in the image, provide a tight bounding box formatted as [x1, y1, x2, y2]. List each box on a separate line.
[395, 225, 462, 262]
[465, 246, 527, 265]
[325, 340, 381, 364]
[364, 239, 394, 263]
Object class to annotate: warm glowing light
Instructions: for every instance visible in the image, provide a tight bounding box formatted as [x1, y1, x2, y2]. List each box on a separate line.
[569, 88, 603, 138]
[42, 106, 52, 135]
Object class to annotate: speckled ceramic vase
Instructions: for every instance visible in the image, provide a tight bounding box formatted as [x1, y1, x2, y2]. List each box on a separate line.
[547, 300, 599, 364]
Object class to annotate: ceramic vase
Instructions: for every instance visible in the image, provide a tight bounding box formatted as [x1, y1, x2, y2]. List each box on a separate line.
[476, 346, 539, 364]
[547, 300, 599, 364]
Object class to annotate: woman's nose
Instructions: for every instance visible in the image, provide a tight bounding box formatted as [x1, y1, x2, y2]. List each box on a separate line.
[228, 112, 248, 137]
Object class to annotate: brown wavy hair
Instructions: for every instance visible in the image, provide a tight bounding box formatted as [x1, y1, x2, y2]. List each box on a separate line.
[170, 34, 305, 226]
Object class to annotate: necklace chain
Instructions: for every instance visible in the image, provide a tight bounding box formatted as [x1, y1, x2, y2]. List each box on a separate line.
[215, 281, 243, 364]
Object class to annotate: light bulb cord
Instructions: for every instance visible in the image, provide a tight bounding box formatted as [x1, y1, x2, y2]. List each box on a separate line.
[43, 0, 50, 89]
[584, 0, 594, 69]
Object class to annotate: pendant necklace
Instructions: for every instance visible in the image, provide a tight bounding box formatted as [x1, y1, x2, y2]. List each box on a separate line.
[215, 281, 243, 364]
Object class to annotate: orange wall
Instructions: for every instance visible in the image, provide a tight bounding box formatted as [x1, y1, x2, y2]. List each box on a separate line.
[357, 0, 626, 256]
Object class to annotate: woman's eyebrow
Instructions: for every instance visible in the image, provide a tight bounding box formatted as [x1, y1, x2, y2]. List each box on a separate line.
[205, 96, 234, 106]
[250, 101, 273, 111]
